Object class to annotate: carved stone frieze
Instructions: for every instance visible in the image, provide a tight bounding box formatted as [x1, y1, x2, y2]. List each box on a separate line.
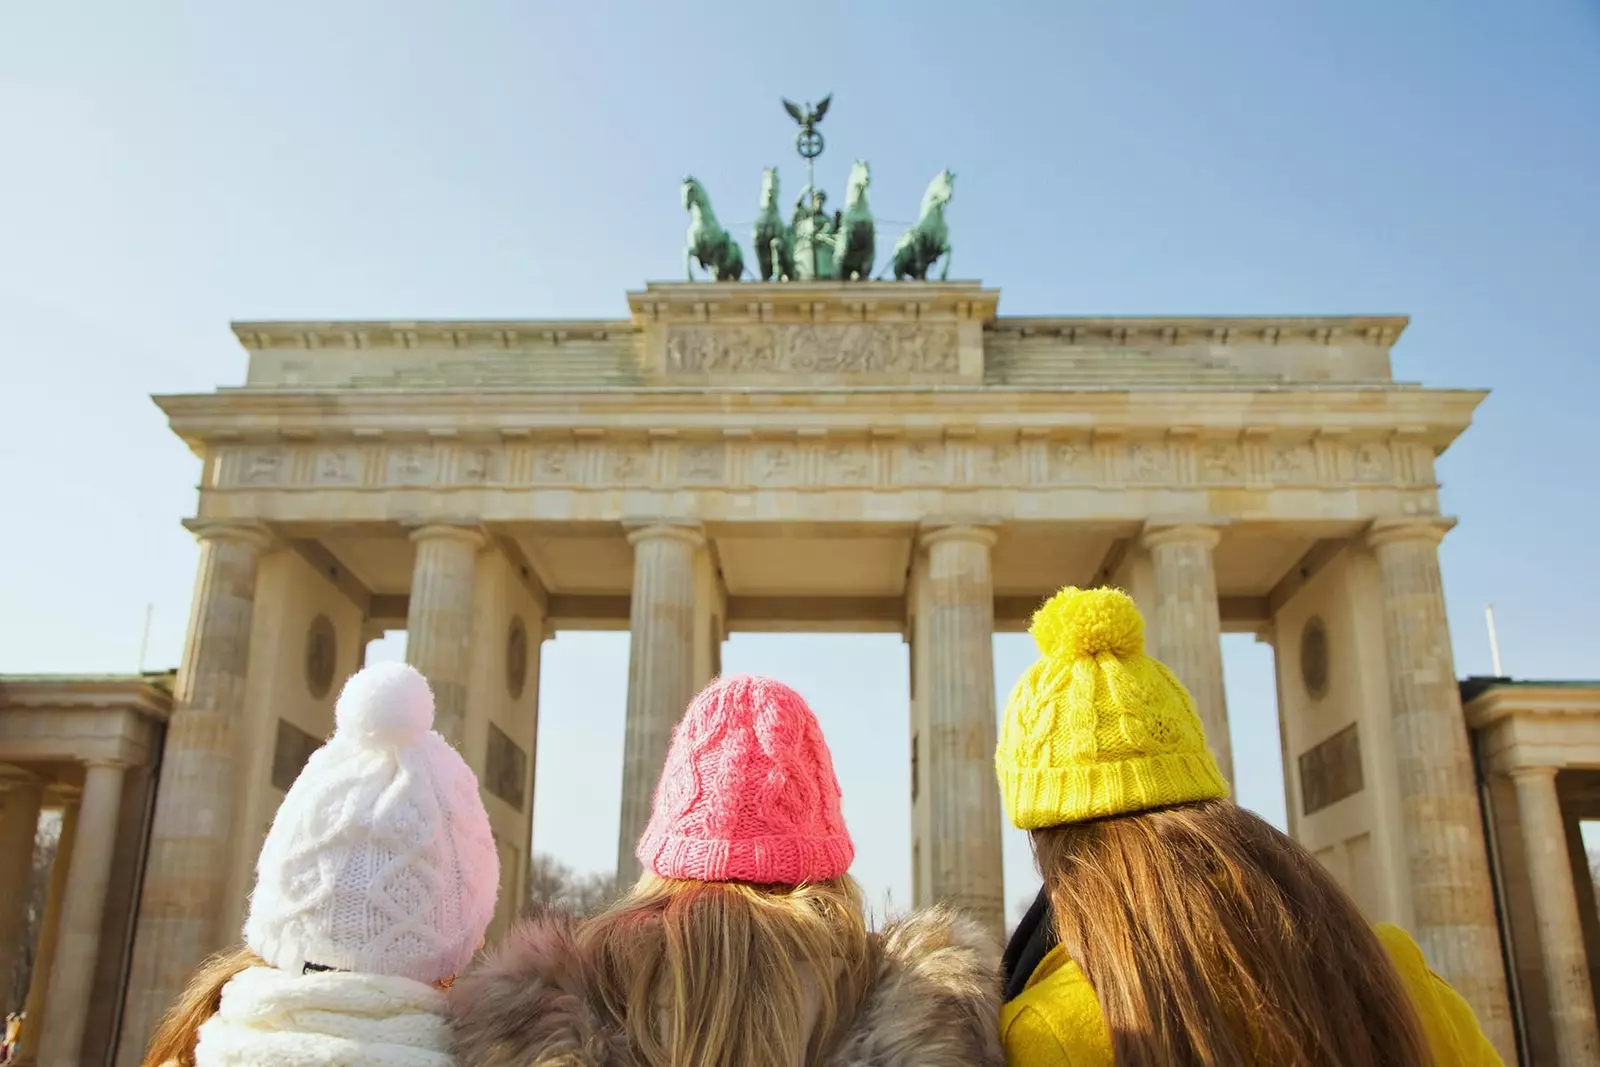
[386, 445, 437, 485]
[241, 448, 286, 486]
[678, 442, 726, 483]
[1354, 442, 1394, 482]
[1124, 442, 1173, 484]
[899, 440, 948, 484]
[824, 443, 874, 486]
[1269, 444, 1319, 485]
[663, 323, 960, 376]
[750, 442, 798, 485]
[210, 435, 1427, 493]
[1197, 442, 1242, 483]
[1049, 442, 1096, 485]
[530, 444, 575, 483]
[608, 443, 653, 484]
[313, 448, 364, 486]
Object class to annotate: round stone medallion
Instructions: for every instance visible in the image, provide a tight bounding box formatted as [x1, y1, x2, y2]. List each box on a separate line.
[305, 614, 337, 699]
[1300, 616, 1330, 700]
[507, 615, 528, 699]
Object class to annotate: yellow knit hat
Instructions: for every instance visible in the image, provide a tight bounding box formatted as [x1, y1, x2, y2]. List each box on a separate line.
[996, 586, 1229, 829]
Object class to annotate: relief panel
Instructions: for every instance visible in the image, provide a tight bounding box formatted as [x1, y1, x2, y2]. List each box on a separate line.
[1268, 444, 1319, 485]
[1124, 442, 1173, 485]
[385, 445, 438, 486]
[678, 442, 727, 484]
[749, 441, 799, 487]
[663, 322, 960, 376]
[824, 443, 874, 486]
[313, 448, 364, 486]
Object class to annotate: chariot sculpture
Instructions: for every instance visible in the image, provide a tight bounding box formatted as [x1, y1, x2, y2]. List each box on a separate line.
[680, 95, 955, 283]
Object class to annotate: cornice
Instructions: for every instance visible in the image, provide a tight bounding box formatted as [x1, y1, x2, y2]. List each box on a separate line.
[991, 314, 1408, 348]
[0, 676, 175, 720]
[231, 310, 1408, 353]
[232, 320, 628, 352]
[1465, 684, 1600, 728]
[153, 386, 1487, 449]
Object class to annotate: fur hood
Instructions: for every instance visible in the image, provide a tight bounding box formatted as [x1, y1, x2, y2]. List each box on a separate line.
[448, 906, 1005, 1067]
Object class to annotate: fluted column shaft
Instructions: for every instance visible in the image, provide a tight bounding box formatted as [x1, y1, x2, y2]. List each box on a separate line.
[919, 525, 1003, 936]
[119, 522, 268, 1061]
[1512, 767, 1600, 1065]
[616, 525, 703, 884]
[1369, 518, 1512, 1053]
[0, 779, 44, 1008]
[15, 804, 76, 1066]
[1143, 524, 1232, 783]
[39, 761, 126, 1067]
[406, 524, 485, 748]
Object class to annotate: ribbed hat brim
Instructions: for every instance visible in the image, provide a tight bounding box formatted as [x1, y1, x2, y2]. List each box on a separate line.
[998, 750, 1230, 829]
[638, 831, 855, 885]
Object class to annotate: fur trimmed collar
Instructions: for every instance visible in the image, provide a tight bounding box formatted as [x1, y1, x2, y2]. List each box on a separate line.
[448, 906, 1005, 1067]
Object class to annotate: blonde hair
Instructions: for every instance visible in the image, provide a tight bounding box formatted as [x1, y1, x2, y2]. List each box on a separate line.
[576, 875, 877, 1067]
[141, 947, 261, 1067]
[1034, 799, 1431, 1067]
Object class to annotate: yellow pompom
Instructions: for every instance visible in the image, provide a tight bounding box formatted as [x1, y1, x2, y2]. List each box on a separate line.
[1029, 586, 1145, 660]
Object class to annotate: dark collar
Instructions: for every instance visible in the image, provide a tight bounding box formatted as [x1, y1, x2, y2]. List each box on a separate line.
[1001, 887, 1057, 1002]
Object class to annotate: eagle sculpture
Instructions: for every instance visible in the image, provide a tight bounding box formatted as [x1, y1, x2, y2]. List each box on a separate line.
[782, 93, 832, 129]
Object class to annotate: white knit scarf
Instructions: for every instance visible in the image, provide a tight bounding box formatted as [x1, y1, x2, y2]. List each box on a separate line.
[194, 966, 454, 1067]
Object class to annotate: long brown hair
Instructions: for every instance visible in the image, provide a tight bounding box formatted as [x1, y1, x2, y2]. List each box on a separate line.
[141, 947, 261, 1067]
[576, 874, 877, 1067]
[1033, 799, 1431, 1067]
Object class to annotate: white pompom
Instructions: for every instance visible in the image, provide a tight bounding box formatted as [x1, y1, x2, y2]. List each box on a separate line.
[334, 662, 435, 747]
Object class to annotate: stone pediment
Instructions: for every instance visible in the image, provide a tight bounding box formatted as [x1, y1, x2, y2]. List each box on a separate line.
[628, 281, 997, 385]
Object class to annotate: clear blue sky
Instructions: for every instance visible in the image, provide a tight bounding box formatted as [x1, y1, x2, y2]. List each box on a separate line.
[3, 2, 1597, 924]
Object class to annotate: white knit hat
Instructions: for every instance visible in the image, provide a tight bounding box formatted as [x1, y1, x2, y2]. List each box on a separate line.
[244, 662, 500, 985]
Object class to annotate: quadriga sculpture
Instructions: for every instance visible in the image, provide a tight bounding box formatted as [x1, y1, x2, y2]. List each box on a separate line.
[682, 176, 745, 281]
[753, 167, 796, 282]
[834, 159, 876, 282]
[891, 169, 955, 281]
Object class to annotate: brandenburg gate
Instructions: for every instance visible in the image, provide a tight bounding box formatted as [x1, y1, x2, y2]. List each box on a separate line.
[75, 276, 1512, 1063]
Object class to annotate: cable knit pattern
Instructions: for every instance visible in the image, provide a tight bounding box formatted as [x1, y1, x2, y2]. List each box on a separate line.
[637, 674, 854, 884]
[996, 587, 1229, 828]
[245, 663, 499, 985]
[195, 966, 453, 1067]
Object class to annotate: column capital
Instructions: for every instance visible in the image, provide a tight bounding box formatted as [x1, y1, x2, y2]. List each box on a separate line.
[918, 522, 999, 550]
[408, 522, 487, 549]
[1142, 521, 1223, 550]
[81, 757, 129, 771]
[625, 522, 706, 550]
[1366, 516, 1457, 549]
[1508, 763, 1561, 782]
[182, 519, 273, 550]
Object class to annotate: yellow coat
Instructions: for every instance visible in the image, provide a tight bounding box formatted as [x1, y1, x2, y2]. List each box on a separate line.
[1000, 924, 1504, 1066]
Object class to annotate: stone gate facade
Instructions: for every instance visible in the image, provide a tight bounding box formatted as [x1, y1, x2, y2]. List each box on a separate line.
[0, 279, 1534, 1064]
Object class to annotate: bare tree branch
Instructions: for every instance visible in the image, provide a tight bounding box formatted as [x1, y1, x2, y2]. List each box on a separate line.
[523, 853, 622, 919]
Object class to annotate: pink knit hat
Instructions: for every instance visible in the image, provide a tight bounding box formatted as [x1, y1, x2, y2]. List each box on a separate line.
[636, 675, 855, 884]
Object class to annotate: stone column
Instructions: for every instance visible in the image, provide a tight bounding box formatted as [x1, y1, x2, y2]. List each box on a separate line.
[1142, 523, 1232, 783]
[15, 804, 77, 1066]
[38, 761, 126, 1067]
[918, 525, 1004, 936]
[1368, 517, 1512, 1052]
[406, 524, 485, 748]
[0, 779, 44, 1009]
[616, 524, 703, 884]
[119, 521, 268, 1061]
[1512, 767, 1600, 1065]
